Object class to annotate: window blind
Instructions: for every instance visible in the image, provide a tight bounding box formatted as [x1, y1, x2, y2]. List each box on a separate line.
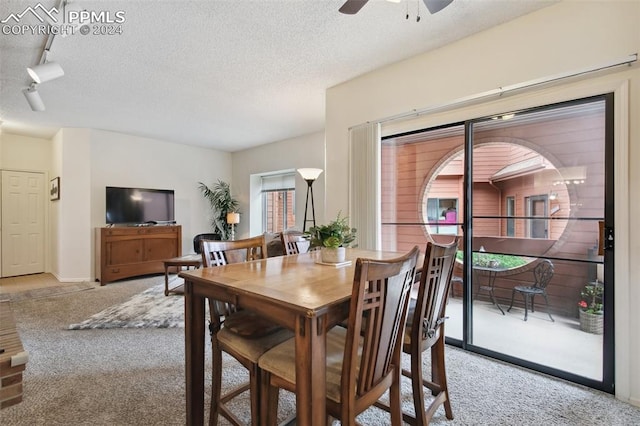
[261, 173, 295, 192]
[349, 123, 381, 250]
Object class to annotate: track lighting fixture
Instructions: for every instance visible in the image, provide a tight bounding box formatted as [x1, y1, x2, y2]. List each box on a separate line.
[23, 83, 45, 112]
[27, 61, 64, 84]
[24, 25, 64, 111]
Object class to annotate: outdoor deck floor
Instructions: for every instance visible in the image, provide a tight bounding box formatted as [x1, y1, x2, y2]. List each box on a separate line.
[445, 296, 603, 380]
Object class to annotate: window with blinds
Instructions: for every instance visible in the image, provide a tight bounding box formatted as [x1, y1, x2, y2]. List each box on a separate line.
[262, 173, 296, 233]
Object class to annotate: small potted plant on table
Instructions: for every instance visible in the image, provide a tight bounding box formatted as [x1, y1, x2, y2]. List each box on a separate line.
[305, 212, 357, 264]
[578, 283, 604, 334]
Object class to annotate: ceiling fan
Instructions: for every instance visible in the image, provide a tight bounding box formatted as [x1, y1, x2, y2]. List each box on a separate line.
[339, 0, 453, 15]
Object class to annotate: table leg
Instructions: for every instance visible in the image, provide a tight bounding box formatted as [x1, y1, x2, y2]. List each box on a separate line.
[185, 280, 205, 425]
[164, 263, 170, 296]
[294, 315, 327, 426]
[489, 272, 505, 315]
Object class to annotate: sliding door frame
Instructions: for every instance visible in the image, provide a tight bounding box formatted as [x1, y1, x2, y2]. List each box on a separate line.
[453, 94, 615, 393]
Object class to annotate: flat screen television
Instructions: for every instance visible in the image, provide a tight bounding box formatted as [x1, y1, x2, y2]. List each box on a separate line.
[106, 186, 175, 225]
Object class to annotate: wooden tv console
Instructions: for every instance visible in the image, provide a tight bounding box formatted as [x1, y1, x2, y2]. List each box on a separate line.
[96, 225, 181, 285]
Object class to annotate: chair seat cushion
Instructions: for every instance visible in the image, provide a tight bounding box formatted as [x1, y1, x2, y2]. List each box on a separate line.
[222, 310, 282, 338]
[259, 326, 353, 403]
[218, 325, 293, 363]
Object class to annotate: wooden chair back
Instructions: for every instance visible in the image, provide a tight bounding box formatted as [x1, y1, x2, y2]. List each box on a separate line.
[374, 238, 460, 425]
[200, 235, 269, 323]
[411, 238, 459, 350]
[340, 245, 419, 412]
[199, 234, 287, 426]
[200, 235, 268, 267]
[280, 231, 309, 255]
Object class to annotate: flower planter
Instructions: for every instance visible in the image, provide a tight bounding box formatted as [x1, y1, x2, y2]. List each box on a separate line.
[579, 310, 603, 335]
[321, 247, 346, 264]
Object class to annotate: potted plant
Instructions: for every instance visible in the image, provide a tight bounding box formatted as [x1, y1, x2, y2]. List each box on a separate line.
[198, 180, 239, 240]
[305, 212, 357, 263]
[578, 283, 603, 334]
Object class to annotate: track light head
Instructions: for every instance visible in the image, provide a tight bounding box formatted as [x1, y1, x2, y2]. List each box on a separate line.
[23, 84, 45, 111]
[27, 61, 64, 84]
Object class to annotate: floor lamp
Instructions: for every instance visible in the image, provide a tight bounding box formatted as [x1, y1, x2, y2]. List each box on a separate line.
[297, 168, 323, 232]
[226, 212, 240, 241]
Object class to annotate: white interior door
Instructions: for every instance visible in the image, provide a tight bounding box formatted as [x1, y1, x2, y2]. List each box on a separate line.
[1, 170, 45, 277]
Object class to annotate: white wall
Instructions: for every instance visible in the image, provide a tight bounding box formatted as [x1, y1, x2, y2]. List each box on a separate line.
[231, 131, 325, 238]
[325, 1, 639, 405]
[89, 129, 232, 262]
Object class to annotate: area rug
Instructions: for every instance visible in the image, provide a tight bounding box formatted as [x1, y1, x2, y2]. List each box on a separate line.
[0, 282, 95, 302]
[68, 283, 185, 329]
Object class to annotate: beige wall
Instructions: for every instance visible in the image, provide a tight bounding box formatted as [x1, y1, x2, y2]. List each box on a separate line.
[1, 128, 232, 281]
[0, 133, 51, 171]
[325, 1, 639, 405]
[231, 131, 325, 238]
[50, 128, 92, 281]
[88, 129, 231, 260]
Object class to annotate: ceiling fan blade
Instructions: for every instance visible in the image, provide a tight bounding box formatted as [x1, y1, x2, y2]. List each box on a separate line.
[423, 0, 454, 14]
[339, 0, 370, 15]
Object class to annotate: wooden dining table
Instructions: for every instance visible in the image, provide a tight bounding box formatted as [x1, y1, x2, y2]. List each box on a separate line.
[180, 248, 413, 426]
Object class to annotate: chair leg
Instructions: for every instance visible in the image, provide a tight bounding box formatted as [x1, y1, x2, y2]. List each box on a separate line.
[530, 295, 536, 313]
[410, 345, 428, 426]
[260, 370, 279, 426]
[248, 364, 261, 426]
[543, 294, 555, 322]
[507, 289, 517, 312]
[522, 294, 529, 321]
[432, 336, 453, 420]
[389, 367, 403, 426]
[210, 338, 223, 426]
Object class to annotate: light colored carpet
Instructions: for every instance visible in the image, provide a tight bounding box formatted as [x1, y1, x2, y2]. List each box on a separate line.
[1, 275, 639, 425]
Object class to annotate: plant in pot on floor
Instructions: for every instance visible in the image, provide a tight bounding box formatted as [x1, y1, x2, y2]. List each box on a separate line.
[305, 212, 357, 263]
[198, 180, 239, 241]
[578, 283, 604, 334]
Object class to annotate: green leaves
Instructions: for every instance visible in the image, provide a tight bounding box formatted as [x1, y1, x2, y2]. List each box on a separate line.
[323, 236, 342, 248]
[579, 284, 603, 315]
[198, 180, 239, 240]
[305, 211, 357, 249]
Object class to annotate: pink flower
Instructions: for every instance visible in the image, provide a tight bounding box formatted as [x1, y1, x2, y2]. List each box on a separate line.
[578, 301, 588, 309]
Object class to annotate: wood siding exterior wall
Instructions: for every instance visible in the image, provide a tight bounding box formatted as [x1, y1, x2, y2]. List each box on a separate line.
[382, 106, 605, 317]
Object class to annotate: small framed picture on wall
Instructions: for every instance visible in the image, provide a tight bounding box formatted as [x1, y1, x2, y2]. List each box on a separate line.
[50, 177, 60, 201]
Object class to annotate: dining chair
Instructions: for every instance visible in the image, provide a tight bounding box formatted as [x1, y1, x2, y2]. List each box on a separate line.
[376, 238, 458, 425]
[193, 232, 220, 254]
[507, 259, 555, 322]
[279, 230, 309, 255]
[258, 246, 420, 426]
[200, 235, 293, 426]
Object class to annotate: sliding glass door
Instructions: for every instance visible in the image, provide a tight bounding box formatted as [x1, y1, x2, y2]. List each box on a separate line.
[381, 94, 614, 392]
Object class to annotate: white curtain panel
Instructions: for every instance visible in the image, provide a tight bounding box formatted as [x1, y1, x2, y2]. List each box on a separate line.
[349, 123, 381, 250]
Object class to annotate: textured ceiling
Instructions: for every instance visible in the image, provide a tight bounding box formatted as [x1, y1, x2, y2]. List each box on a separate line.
[0, 0, 555, 152]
